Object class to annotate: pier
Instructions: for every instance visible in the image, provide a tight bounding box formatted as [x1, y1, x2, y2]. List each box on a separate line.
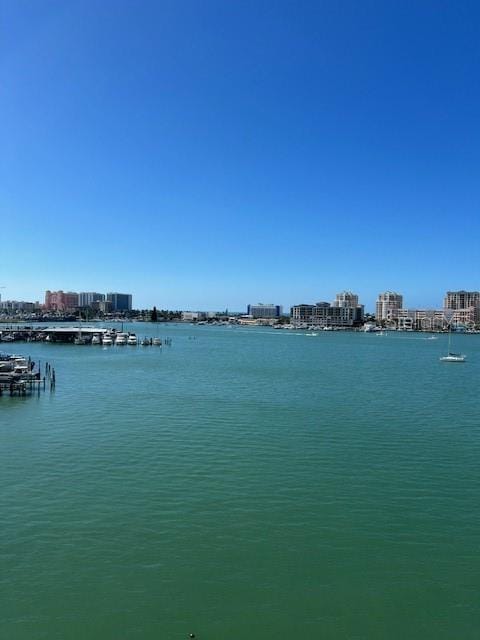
[0, 354, 55, 398]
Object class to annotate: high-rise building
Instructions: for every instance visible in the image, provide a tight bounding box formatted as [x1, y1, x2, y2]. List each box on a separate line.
[444, 291, 480, 325]
[106, 293, 132, 311]
[332, 291, 364, 323]
[333, 291, 359, 308]
[79, 292, 105, 307]
[376, 291, 403, 322]
[247, 303, 282, 319]
[45, 290, 79, 311]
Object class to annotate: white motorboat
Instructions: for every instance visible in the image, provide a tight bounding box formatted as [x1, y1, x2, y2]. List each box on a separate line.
[102, 334, 113, 346]
[127, 334, 138, 345]
[115, 333, 128, 345]
[152, 337, 162, 346]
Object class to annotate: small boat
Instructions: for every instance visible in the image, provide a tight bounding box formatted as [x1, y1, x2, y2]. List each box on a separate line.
[440, 353, 466, 362]
[115, 333, 128, 345]
[141, 337, 151, 346]
[91, 334, 101, 345]
[305, 332, 318, 336]
[102, 335, 113, 346]
[152, 337, 162, 346]
[127, 334, 138, 345]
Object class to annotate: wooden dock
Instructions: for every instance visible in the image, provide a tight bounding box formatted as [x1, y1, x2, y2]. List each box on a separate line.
[0, 359, 56, 398]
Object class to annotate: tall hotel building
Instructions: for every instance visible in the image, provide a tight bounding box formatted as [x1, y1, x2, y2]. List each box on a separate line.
[45, 290, 79, 311]
[444, 290, 480, 325]
[79, 292, 105, 307]
[106, 292, 132, 311]
[376, 291, 403, 322]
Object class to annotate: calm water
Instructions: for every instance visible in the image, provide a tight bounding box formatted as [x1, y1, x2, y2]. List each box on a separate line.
[1, 324, 479, 639]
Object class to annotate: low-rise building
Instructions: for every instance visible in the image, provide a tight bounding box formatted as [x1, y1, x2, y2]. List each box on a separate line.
[181, 311, 207, 322]
[396, 309, 447, 331]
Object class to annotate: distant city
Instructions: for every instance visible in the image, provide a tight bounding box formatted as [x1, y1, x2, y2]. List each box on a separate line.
[1, 289, 479, 331]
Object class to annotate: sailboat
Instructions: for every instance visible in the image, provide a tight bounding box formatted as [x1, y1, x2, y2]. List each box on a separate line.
[440, 318, 466, 362]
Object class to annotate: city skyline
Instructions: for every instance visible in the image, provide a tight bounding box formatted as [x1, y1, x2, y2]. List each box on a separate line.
[3, 1, 480, 310]
[2, 287, 479, 318]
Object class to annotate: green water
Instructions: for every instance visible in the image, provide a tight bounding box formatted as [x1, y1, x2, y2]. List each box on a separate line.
[1, 325, 479, 639]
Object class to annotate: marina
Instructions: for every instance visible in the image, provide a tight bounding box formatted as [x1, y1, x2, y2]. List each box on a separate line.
[0, 326, 172, 347]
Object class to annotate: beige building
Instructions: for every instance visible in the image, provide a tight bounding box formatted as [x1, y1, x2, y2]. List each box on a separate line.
[396, 309, 447, 331]
[291, 292, 364, 327]
[444, 290, 480, 325]
[376, 291, 403, 323]
[333, 291, 359, 308]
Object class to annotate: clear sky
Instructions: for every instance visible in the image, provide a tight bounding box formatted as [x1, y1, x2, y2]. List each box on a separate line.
[2, 0, 479, 312]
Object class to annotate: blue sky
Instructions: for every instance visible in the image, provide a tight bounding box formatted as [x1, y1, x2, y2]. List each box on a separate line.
[2, 0, 479, 311]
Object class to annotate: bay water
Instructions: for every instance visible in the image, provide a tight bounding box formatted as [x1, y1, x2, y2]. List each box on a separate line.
[1, 324, 479, 639]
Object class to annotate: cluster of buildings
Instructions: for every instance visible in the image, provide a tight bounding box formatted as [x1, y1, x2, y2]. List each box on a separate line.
[44, 291, 132, 313]
[291, 292, 364, 328]
[287, 290, 480, 331]
[0, 290, 133, 319]
[374, 290, 480, 331]
[2, 288, 480, 331]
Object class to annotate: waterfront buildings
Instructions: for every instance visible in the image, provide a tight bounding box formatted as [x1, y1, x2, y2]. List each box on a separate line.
[181, 311, 207, 321]
[444, 290, 480, 325]
[444, 290, 480, 310]
[106, 293, 132, 312]
[376, 291, 403, 323]
[247, 303, 282, 319]
[0, 300, 40, 312]
[396, 309, 447, 331]
[291, 292, 364, 327]
[44, 290, 132, 313]
[45, 290, 79, 312]
[333, 291, 359, 309]
[79, 292, 105, 307]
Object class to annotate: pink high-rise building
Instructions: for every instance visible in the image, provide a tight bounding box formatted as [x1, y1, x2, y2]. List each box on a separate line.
[45, 290, 79, 311]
